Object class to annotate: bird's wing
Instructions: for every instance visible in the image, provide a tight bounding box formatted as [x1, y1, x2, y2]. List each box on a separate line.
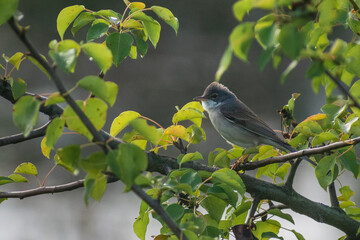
[220, 100, 284, 144]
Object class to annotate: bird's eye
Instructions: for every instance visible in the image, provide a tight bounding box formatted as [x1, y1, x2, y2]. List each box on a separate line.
[210, 93, 218, 99]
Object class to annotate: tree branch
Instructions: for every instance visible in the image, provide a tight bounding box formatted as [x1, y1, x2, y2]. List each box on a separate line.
[6, 18, 189, 239]
[325, 70, 360, 110]
[0, 121, 49, 146]
[8, 17, 106, 146]
[329, 182, 341, 209]
[233, 139, 360, 171]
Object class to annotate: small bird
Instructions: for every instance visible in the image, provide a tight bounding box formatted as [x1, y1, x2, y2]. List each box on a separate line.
[193, 82, 316, 165]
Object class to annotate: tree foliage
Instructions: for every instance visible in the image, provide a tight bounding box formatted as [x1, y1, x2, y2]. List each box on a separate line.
[0, 0, 360, 240]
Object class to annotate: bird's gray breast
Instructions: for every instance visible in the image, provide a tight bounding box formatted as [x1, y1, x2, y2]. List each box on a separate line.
[207, 109, 260, 148]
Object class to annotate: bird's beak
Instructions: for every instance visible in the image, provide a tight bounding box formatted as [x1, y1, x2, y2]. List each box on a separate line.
[193, 96, 206, 102]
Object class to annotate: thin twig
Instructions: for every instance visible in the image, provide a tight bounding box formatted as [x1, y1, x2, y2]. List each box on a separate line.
[253, 204, 289, 220]
[325, 70, 360, 110]
[233, 138, 360, 171]
[246, 197, 261, 225]
[284, 159, 302, 190]
[0, 121, 50, 146]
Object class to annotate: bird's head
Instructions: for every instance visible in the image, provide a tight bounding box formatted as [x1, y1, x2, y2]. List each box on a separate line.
[193, 82, 236, 111]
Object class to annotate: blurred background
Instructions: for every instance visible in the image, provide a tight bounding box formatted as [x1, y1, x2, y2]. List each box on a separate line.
[0, 0, 358, 239]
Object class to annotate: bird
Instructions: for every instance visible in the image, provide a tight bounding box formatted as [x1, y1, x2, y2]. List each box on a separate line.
[193, 82, 316, 166]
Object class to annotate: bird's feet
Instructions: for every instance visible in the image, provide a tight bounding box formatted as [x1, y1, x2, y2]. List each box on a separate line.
[231, 154, 250, 170]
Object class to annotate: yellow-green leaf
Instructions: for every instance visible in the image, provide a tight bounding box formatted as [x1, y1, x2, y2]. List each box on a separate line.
[41, 137, 51, 158]
[82, 42, 113, 74]
[14, 162, 38, 176]
[165, 125, 190, 141]
[110, 111, 140, 136]
[130, 118, 163, 145]
[57, 5, 85, 40]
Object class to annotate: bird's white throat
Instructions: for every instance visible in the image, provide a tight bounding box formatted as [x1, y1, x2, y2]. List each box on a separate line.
[201, 100, 221, 112]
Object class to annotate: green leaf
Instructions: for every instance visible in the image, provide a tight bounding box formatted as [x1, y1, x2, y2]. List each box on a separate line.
[312, 132, 337, 147]
[212, 168, 245, 196]
[26, 56, 50, 79]
[110, 111, 141, 136]
[82, 42, 113, 74]
[166, 204, 185, 221]
[338, 148, 359, 178]
[179, 170, 202, 192]
[233, 0, 253, 21]
[347, 17, 360, 35]
[253, 220, 280, 240]
[8, 173, 28, 183]
[71, 12, 95, 36]
[130, 118, 163, 145]
[338, 186, 354, 201]
[215, 45, 232, 81]
[179, 152, 203, 166]
[10, 78, 26, 100]
[134, 33, 148, 57]
[258, 46, 274, 71]
[278, 23, 305, 59]
[151, 6, 179, 34]
[269, 209, 294, 224]
[132, 12, 161, 48]
[80, 152, 107, 175]
[108, 144, 147, 191]
[86, 23, 109, 42]
[201, 195, 227, 222]
[134, 211, 150, 240]
[0, 0, 19, 26]
[230, 22, 254, 62]
[274, 162, 291, 180]
[106, 32, 134, 66]
[62, 98, 108, 141]
[45, 117, 65, 149]
[315, 155, 336, 190]
[349, 80, 360, 104]
[9, 52, 23, 70]
[281, 60, 298, 84]
[84, 173, 107, 203]
[172, 108, 205, 124]
[14, 162, 38, 176]
[44, 92, 65, 106]
[13, 95, 41, 137]
[77, 75, 118, 106]
[255, 16, 277, 49]
[306, 61, 324, 79]
[291, 230, 305, 240]
[187, 124, 206, 144]
[346, 45, 360, 77]
[262, 232, 283, 240]
[56, 145, 81, 174]
[57, 5, 85, 40]
[208, 183, 238, 208]
[49, 48, 77, 73]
